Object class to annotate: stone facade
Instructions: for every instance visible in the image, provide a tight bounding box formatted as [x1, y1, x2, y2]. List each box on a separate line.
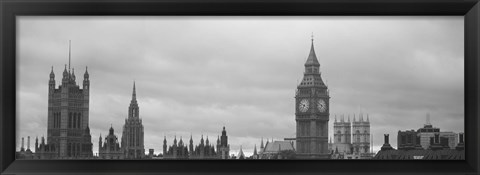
[121, 82, 145, 159]
[295, 38, 330, 159]
[99, 126, 124, 159]
[40, 46, 93, 159]
[162, 127, 230, 159]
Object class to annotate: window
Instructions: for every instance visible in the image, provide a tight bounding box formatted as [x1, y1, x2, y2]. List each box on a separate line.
[73, 113, 76, 129]
[68, 112, 72, 128]
[77, 113, 81, 128]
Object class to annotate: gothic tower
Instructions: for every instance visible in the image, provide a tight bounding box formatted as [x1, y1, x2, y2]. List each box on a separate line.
[352, 113, 370, 153]
[295, 37, 330, 159]
[217, 126, 230, 159]
[46, 41, 93, 158]
[121, 82, 145, 159]
[333, 115, 351, 144]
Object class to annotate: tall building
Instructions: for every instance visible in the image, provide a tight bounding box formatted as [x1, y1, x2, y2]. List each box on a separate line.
[162, 127, 229, 159]
[98, 126, 123, 159]
[329, 113, 372, 159]
[332, 115, 352, 154]
[121, 82, 145, 159]
[216, 126, 230, 159]
[295, 37, 330, 159]
[352, 113, 370, 154]
[44, 42, 93, 158]
[417, 113, 457, 149]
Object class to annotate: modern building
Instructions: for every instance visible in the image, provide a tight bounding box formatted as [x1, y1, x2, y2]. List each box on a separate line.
[121, 82, 145, 159]
[417, 114, 458, 149]
[98, 126, 123, 159]
[295, 37, 330, 159]
[374, 133, 465, 160]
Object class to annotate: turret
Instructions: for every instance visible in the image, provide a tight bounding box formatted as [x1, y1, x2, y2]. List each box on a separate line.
[260, 137, 264, 149]
[189, 135, 194, 154]
[49, 66, 55, 92]
[221, 126, 228, 146]
[62, 65, 69, 84]
[83, 66, 89, 90]
[163, 136, 167, 155]
[99, 134, 102, 148]
[174, 135, 177, 146]
[71, 68, 76, 83]
[35, 136, 39, 153]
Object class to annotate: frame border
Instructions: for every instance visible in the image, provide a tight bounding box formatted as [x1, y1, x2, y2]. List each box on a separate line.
[1, 0, 479, 174]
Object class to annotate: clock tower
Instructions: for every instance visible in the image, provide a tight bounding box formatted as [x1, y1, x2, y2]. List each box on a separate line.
[295, 37, 330, 159]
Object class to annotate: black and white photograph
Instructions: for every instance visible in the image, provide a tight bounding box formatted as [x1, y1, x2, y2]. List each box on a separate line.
[15, 16, 465, 160]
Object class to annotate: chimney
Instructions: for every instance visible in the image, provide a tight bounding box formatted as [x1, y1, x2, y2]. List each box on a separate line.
[27, 136, 30, 150]
[21, 137, 25, 151]
[380, 134, 394, 151]
[384, 134, 389, 144]
[456, 132, 465, 151]
[459, 133, 464, 143]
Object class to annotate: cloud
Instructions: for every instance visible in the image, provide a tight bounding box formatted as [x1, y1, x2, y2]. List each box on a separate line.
[17, 16, 463, 156]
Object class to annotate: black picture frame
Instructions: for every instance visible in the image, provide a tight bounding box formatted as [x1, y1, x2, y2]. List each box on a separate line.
[1, 0, 479, 174]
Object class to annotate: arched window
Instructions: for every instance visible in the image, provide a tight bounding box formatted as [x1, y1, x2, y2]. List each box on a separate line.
[77, 113, 81, 128]
[68, 112, 72, 128]
[73, 113, 76, 129]
[337, 131, 341, 143]
[356, 130, 360, 143]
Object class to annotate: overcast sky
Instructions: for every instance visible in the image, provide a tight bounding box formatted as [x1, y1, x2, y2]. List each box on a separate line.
[16, 16, 464, 157]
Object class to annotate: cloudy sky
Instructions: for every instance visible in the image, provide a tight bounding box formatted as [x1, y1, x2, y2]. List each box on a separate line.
[16, 16, 464, 157]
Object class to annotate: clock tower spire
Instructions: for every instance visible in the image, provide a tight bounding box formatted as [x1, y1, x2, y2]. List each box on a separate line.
[295, 37, 330, 159]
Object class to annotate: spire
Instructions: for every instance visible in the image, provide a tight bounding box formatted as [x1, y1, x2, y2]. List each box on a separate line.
[132, 81, 136, 101]
[304, 36, 320, 67]
[84, 66, 89, 79]
[367, 114, 369, 122]
[260, 137, 264, 148]
[50, 66, 55, 79]
[68, 40, 71, 75]
[426, 113, 431, 125]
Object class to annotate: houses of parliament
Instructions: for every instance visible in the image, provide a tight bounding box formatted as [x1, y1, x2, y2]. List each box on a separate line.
[17, 37, 375, 159]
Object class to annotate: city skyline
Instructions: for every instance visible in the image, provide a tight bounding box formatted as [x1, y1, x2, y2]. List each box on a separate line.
[17, 16, 464, 157]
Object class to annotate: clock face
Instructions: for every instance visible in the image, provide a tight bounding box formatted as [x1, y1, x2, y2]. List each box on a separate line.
[299, 99, 309, 112]
[317, 99, 327, 113]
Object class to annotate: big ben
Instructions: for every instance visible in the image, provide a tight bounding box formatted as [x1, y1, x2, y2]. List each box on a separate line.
[295, 37, 330, 159]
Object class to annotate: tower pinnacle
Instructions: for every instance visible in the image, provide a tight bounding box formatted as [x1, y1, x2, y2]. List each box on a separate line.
[131, 81, 137, 103]
[68, 40, 71, 75]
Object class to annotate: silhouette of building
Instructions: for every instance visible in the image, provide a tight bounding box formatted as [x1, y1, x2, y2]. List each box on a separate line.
[374, 133, 464, 160]
[31, 43, 93, 159]
[162, 127, 229, 159]
[16, 137, 34, 159]
[295, 37, 330, 159]
[216, 126, 230, 159]
[417, 113, 457, 149]
[329, 113, 372, 159]
[259, 140, 295, 159]
[99, 126, 123, 159]
[121, 82, 145, 159]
